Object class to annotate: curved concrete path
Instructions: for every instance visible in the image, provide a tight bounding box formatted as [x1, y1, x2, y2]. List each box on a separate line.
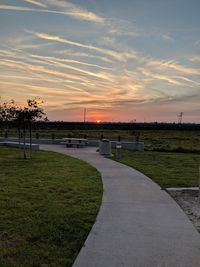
[41, 145, 200, 267]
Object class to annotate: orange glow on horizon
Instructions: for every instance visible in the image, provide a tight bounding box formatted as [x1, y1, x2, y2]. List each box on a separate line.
[96, 120, 101, 123]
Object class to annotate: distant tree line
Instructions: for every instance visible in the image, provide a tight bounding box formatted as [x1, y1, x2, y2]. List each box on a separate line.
[28, 121, 200, 131]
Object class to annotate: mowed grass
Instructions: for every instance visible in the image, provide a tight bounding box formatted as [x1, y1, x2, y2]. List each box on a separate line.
[114, 149, 200, 188]
[0, 147, 102, 267]
[3, 129, 200, 153]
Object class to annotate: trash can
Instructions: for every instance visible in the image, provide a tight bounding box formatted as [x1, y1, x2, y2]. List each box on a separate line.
[99, 139, 111, 156]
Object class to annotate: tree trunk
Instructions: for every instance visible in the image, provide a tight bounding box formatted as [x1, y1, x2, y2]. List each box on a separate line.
[18, 126, 21, 145]
[23, 124, 26, 159]
[29, 121, 32, 158]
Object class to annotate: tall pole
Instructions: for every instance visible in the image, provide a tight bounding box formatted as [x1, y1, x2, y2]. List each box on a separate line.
[178, 112, 183, 124]
[84, 108, 86, 123]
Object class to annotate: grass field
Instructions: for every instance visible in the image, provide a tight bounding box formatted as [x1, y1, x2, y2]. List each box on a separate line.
[0, 147, 102, 267]
[2, 129, 200, 153]
[113, 149, 200, 188]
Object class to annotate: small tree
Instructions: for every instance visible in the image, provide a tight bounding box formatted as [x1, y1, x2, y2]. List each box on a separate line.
[27, 98, 46, 156]
[15, 98, 46, 159]
[0, 97, 46, 159]
[0, 99, 17, 138]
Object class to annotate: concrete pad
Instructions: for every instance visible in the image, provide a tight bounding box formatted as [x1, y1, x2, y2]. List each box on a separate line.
[41, 145, 200, 267]
[0, 141, 39, 150]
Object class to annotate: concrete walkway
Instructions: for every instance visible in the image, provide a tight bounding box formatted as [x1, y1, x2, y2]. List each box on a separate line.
[41, 145, 200, 267]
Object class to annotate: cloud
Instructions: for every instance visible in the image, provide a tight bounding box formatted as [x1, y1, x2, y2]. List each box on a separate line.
[160, 62, 199, 76]
[0, 2, 105, 24]
[31, 54, 111, 70]
[174, 76, 200, 86]
[159, 33, 173, 42]
[32, 56, 114, 82]
[107, 18, 143, 38]
[194, 40, 200, 47]
[0, 58, 97, 86]
[34, 32, 137, 62]
[188, 55, 200, 62]
[42, 0, 105, 24]
[2, 50, 114, 82]
[0, 4, 34, 11]
[138, 67, 183, 86]
[145, 58, 200, 76]
[106, 17, 174, 43]
[23, 0, 47, 8]
[57, 50, 113, 63]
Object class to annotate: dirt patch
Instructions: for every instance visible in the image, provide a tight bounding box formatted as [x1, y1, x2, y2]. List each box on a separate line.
[169, 190, 200, 234]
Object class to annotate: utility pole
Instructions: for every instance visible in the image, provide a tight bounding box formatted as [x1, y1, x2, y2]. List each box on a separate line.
[178, 112, 183, 124]
[83, 108, 86, 123]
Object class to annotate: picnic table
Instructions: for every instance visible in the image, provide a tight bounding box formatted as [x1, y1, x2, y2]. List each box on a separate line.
[60, 138, 88, 148]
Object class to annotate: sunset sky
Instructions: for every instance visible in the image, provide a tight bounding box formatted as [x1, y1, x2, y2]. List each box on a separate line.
[0, 0, 200, 122]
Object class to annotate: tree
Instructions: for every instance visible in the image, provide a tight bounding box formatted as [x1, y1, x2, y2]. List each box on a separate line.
[15, 97, 46, 159]
[0, 97, 46, 159]
[0, 99, 17, 138]
[27, 97, 46, 156]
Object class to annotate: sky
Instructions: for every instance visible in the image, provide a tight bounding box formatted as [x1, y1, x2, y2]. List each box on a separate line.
[0, 0, 200, 122]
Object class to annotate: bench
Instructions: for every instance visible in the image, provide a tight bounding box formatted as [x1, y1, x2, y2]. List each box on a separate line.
[61, 138, 88, 148]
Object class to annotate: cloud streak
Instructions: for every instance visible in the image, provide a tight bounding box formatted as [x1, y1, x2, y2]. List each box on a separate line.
[31, 54, 111, 70]
[0, 2, 105, 24]
[23, 0, 47, 8]
[34, 32, 137, 62]
[146, 59, 200, 76]
[41, 0, 105, 24]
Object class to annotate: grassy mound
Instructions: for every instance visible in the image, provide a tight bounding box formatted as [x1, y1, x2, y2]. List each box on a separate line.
[0, 147, 102, 267]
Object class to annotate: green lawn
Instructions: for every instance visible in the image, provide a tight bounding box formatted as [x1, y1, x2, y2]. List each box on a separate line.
[114, 149, 200, 188]
[3, 129, 200, 153]
[0, 147, 102, 267]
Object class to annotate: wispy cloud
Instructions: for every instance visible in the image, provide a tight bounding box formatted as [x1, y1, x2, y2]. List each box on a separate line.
[138, 67, 184, 86]
[107, 18, 143, 38]
[31, 54, 111, 70]
[0, 4, 88, 17]
[174, 76, 200, 86]
[106, 17, 174, 43]
[145, 59, 200, 76]
[34, 32, 137, 62]
[194, 40, 200, 47]
[0, 58, 96, 86]
[0, 4, 34, 11]
[41, 0, 105, 24]
[0, 48, 114, 82]
[0, 1, 105, 24]
[188, 55, 200, 62]
[159, 33, 173, 42]
[32, 56, 114, 82]
[23, 0, 47, 8]
[57, 50, 113, 63]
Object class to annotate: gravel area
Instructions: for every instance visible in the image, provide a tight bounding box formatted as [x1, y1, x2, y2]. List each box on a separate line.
[168, 190, 200, 234]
